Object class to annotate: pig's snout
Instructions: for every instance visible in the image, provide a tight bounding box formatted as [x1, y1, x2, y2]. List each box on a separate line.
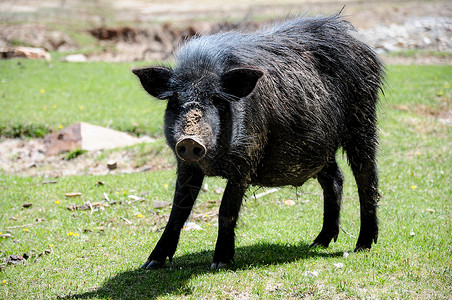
[175, 137, 206, 162]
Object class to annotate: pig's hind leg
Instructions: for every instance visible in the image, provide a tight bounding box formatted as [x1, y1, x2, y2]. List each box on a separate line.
[344, 118, 380, 252]
[344, 130, 380, 252]
[310, 160, 344, 248]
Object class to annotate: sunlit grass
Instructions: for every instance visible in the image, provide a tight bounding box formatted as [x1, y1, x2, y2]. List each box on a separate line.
[0, 63, 451, 299]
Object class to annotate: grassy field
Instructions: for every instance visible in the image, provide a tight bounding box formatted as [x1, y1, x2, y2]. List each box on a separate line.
[0, 59, 167, 137]
[0, 60, 451, 299]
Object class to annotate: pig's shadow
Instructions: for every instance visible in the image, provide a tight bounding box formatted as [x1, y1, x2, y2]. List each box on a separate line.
[66, 242, 343, 299]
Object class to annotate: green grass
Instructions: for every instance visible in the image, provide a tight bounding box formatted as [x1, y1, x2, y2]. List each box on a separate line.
[0, 59, 167, 138]
[389, 49, 452, 59]
[0, 62, 451, 299]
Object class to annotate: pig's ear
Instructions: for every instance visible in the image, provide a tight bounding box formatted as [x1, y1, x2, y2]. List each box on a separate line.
[132, 67, 173, 100]
[221, 68, 264, 99]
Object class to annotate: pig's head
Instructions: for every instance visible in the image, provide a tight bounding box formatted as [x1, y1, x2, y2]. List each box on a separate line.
[133, 66, 263, 165]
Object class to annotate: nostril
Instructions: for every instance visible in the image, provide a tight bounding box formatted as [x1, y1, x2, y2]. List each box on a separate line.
[178, 145, 187, 155]
[193, 146, 204, 157]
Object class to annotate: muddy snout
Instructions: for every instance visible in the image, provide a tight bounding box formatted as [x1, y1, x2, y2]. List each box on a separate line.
[175, 136, 206, 162]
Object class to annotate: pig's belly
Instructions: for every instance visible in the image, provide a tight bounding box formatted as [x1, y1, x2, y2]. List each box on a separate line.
[251, 139, 332, 187]
[252, 158, 325, 187]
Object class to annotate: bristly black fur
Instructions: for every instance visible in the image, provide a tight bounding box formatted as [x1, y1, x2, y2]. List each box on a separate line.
[133, 14, 385, 269]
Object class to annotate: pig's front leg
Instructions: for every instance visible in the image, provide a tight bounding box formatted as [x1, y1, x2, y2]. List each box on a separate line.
[211, 180, 247, 269]
[142, 165, 204, 269]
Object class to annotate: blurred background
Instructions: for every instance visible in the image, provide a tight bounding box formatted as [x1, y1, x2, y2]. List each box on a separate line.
[1, 0, 451, 64]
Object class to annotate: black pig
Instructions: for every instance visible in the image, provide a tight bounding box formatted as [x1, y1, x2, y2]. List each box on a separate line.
[133, 14, 384, 269]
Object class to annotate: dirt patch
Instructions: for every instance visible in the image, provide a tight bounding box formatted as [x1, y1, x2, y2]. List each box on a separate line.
[393, 97, 452, 125]
[0, 138, 174, 177]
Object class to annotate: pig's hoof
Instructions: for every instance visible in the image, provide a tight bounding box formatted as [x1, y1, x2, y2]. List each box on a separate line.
[210, 261, 230, 270]
[354, 233, 377, 252]
[142, 259, 165, 269]
[309, 241, 328, 249]
[353, 238, 377, 252]
[309, 230, 338, 248]
[353, 245, 371, 252]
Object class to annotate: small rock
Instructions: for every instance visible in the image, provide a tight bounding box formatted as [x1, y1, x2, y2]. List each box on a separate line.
[0, 47, 51, 60]
[201, 183, 209, 192]
[213, 187, 224, 194]
[62, 54, 87, 62]
[27, 162, 37, 168]
[343, 252, 349, 259]
[107, 161, 117, 170]
[410, 231, 415, 236]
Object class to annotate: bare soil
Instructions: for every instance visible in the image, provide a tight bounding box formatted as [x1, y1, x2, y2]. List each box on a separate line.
[0, 138, 174, 177]
[1, 0, 451, 63]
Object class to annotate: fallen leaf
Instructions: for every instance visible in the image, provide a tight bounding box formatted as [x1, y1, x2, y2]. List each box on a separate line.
[0, 234, 12, 239]
[284, 199, 296, 206]
[67, 205, 77, 211]
[302, 271, 319, 277]
[6, 254, 26, 265]
[41, 180, 58, 185]
[78, 204, 90, 211]
[22, 203, 33, 208]
[128, 195, 144, 201]
[334, 263, 345, 269]
[183, 222, 202, 231]
[65, 192, 81, 197]
[153, 201, 170, 209]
